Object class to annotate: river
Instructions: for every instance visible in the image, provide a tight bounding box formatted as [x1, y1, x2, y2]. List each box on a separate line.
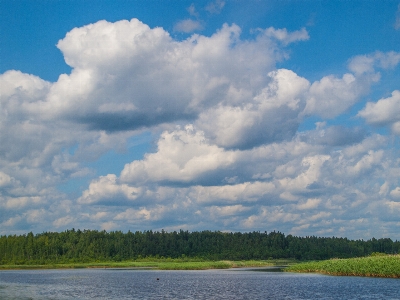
[0, 268, 399, 299]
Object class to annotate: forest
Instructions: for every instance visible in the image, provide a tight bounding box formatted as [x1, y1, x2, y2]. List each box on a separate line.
[1, 229, 399, 265]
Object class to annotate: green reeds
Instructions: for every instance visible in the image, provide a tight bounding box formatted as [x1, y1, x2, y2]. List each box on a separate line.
[0, 259, 289, 271]
[286, 254, 400, 278]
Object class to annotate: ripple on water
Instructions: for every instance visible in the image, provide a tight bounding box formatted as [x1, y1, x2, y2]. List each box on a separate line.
[0, 269, 399, 300]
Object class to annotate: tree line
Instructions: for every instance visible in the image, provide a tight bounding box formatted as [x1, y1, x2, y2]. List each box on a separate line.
[1, 229, 399, 265]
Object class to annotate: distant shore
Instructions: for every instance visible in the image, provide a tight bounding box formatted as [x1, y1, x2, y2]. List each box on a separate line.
[5, 255, 400, 278]
[286, 254, 400, 278]
[0, 259, 294, 271]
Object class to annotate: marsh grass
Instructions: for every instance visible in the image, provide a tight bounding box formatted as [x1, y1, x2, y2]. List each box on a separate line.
[286, 254, 400, 278]
[0, 258, 294, 271]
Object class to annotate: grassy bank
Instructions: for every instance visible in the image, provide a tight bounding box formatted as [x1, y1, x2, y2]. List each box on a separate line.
[0, 258, 294, 271]
[286, 254, 400, 278]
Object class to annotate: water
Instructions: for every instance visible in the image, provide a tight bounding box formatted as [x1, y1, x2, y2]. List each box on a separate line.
[0, 268, 399, 299]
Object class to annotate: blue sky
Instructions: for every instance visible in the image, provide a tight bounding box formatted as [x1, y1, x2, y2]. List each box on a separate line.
[1, 0, 400, 239]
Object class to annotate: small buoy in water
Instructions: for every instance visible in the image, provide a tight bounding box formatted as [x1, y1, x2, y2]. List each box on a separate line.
[156, 278, 159, 280]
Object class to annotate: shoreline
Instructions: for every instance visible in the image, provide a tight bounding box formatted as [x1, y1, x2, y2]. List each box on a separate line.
[0, 259, 292, 271]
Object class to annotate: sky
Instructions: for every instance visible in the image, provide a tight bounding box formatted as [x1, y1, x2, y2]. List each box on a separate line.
[1, 0, 400, 240]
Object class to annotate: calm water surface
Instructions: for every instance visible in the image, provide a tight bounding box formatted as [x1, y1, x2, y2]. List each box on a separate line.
[0, 268, 399, 299]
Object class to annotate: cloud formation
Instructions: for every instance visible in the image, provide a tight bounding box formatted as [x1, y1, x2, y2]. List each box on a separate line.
[1, 17, 400, 239]
[264, 27, 309, 46]
[358, 90, 400, 134]
[45, 19, 308, 132]
[196, 69, 309, 149]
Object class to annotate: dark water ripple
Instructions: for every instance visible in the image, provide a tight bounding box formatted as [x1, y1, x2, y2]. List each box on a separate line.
[0, 268, 399, 299]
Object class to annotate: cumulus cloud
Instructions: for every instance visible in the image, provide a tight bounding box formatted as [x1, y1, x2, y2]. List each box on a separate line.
[304, 51, 400, 119]
[3, 17, 400, 239]
[1, 19, 318, 234]
[346, 150, 384, 177]
[53, 215, 75, 228]
[304, 73, 377, 118]
[0, 172, 13, 187]
[190, 181, 276, 205]
[278, 155, 330, 198]
[75, 119, 400, 237]
[296, 198, 321, 210]
[40, 19, 307, 133]
[358, 90, 400, 134]
[197, 69, 309, 149]
[120, 125, 237, 184]
[78, 174, 143, 205]
[0, 70, 52, 162]
[389, 187, 400, 200]
[114, 205, 175, 224]
[348, 51, 400, 75]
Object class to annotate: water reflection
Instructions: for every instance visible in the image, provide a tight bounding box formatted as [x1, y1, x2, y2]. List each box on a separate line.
[0, 268, 399, 299]
[245, 266, 287, 272]
[231, 266, 287, 272]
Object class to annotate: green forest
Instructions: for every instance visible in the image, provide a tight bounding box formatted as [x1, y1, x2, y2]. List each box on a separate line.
[1, 229, 399, 265]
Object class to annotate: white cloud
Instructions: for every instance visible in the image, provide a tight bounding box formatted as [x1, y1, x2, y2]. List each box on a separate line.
[346, 150, 384, 177]
[73, 123, 400, 238]
[299, 125, 366, 147]
[279, 155, 330, 194]
[2, 196, 43, 210]
[190, 181, 276, 204]
[205, 0, 225, 14]
[208, 205, 249, 216]
[389, 187, 400, 200]
[0, 70, 50, 102]
[115, 206, 167, 222]
[374, 51, 400, 69]
[305, 51, 400, 119]
[0, 69, 118, 210]
[348, 51, 400, 75]
[341, 134, 386, 158]
[358, 90, 400, 133]
[78, 174, 143, 205]
[197, 69, 309, 149]
[263, 27, 309, 45]
[2, 17, 400, 239]
[2, 215, 23, 227]
[304, 73, 377, 119]
[242, 208, 301, 229]
[53, 216, 75, 228]
[101, 221, 118, 231]
[174, 19, 203, 33]
[187, 3, 199, 17]
[40, 19, 305, 133]
[0, 172, 12, 187]
[0, 70, 53, 163]
[308, 211, 331, 221]
[120, 125, 237, 183]
[296, 198, 321, 210]
[392, 122, 400, 135]
[379, 181, 390, 196]
[348, 55, 375, 75]
[82, 211, 109, 221]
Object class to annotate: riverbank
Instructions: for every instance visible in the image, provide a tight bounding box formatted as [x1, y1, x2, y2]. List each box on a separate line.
[286, 254, 400, 278]
[0, 258, 294, 271]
